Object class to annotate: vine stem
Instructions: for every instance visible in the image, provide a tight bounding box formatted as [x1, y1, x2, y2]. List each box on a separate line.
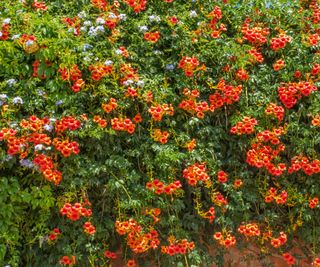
[184, 254, 190, 267]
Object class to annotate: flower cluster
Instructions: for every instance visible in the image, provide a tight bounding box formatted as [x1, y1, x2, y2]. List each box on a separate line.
[313, 257, 320, 267]
[211, 192, 228, 206]
[83, 221, 96, 235]
[59, 256, 76, 266]
[270, 33, 292, 50]
[115, 219, 160, 253]
[0, 21, 10, 41]
[58, 65, 84, 92]
[111, 117, 135, 134]
[120, 64, 139, 85]
[209, 80, 242, 111]
[241, 19, 270, 45]
[148, 103, 174, 121]
[146, 179, 182, 195]
[265, 187, 288, 205]
[161, 236, 195, 256]
[246, 127, 287, 176]
[309, 197, 319, 209]
[273, 59, 285, 71]
[186, 138, 196, 151]
[178, 56, 200, 77]
[60, 201, 93, 221]
[20, 116, 48, 131]
[277, 81, 317, 109]
[33, 154, 62, 185]
[248, 48, 264, 63]
[312, 115, 320, 126]
[178, 88, 209, 118]
[152, 129, 170, 144]
[230, 116, 258, 135]
[238, 223, 260, 237]
[89, 63, 113, 81]
[123, 0, 147, 13]
[102, 98, 117, 113]
[53, 138, 80, 157]
[55, 116, 81, 132]
[217, 170, 228, 183]
[265, 103, 284, 121]
[288, 155, 320, 176]
[93, 115, 107, 128]
[308, 33, 319, 46]
[213, 232, 236, 248]
[208, 6, 227, 38]
[202, 207, 216, 223]
[282, 253, 296, 265]
[236, 68, 250, 81]
[143, 208, 161, 223]
[182, 162, 210, 186]
[311, 63, 320, 76]
[48, 228, 62, 241]
[103, 250, 117, 259]
[270, 232, 287, 248]
[144, 31, 160, 42]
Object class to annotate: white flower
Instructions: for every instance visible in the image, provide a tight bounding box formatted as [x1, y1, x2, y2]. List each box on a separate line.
[119, 14, 127, 21]
[25, 40, 34, 46]
[11, 34, 20, 40]
[189, 10, 197, 18]
[137, 80, 145, 87]
[37, 89, 45, 96]
[96, 26, 105, 33]
[12, 97, 23, 104]
[0, 94, 8, 100]
[0, 31, 2, 37]
[88, 26, 97, 36]
[153, 50, 162, 55]
[77, 11, 86, 18]
[3, 18, 11, 24]
[138, 25, 148, 32]
[96, 17, 105, 25]
[104, 60, 113, 66]
[108, 12, 117, 19]
[34, 144, 44, 151]
[83, 20, 92, 26]
[44, 124, 53, 132]
[123, 79, 134, 86]
[80, 26, 87, 32]
[149, 15, 161, 23]
[6, 79, 16, 86]
[115, 49, 123, 55]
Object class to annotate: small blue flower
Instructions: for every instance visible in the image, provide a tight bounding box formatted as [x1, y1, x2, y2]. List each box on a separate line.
[0, 94, 8, 100]
[44, 124, 54, 132]
[6, 79, 17, 87]
[55, 100, 63, 106]
[166, 64, 175, 70]
[83, 43, 93, 51]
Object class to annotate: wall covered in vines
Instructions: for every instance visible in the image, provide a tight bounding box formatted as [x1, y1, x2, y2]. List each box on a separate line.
[0, 0, 320, 266]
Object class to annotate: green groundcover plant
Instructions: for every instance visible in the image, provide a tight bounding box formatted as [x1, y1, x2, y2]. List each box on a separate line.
[0, 0, 320, 266]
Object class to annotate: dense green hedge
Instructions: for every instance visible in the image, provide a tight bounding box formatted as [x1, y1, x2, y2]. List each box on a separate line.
[1, 0, 320, 266]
